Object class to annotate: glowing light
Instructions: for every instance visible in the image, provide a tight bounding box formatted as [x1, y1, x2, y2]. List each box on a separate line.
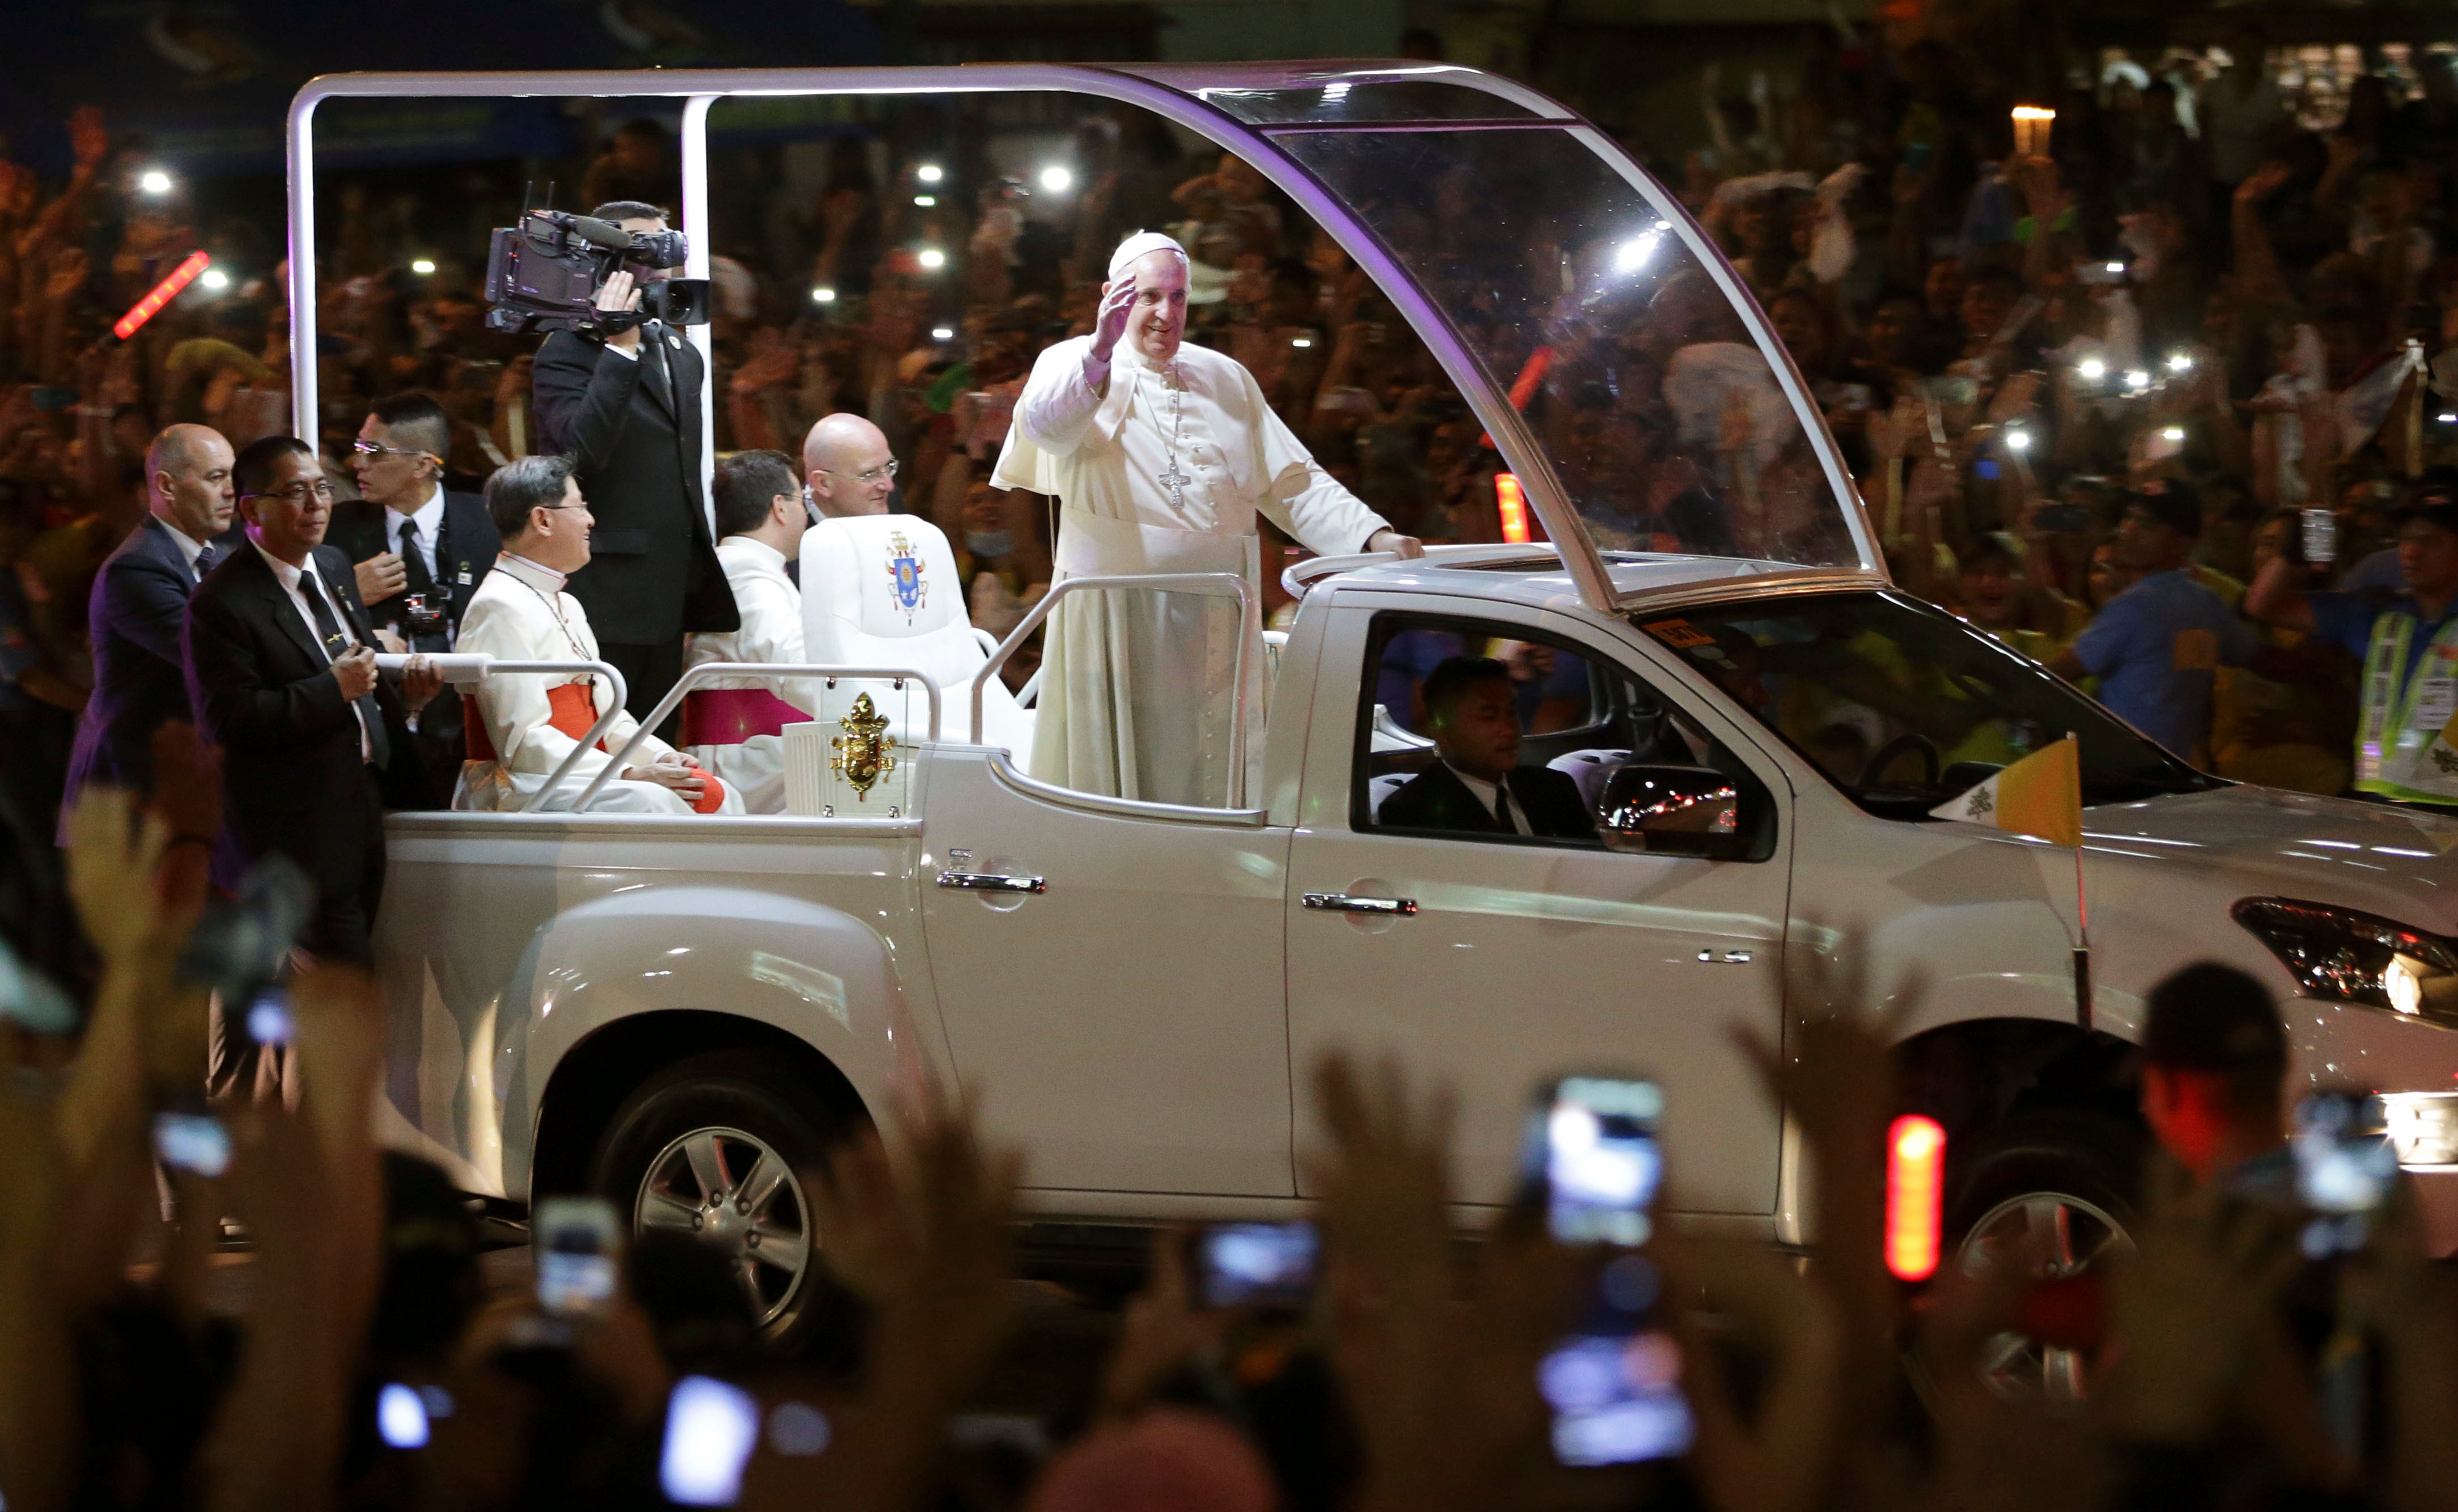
[1614, 231, 1661, 275]
[409, 258, 437, 276]
[1038, 165, 1073, 193]
[931, 326, 954, 341]
[1322, 80, 1353, 103]
[2005, 428, 2031, 452]
[138, 169, 173, 196]
[1290, 336, 1312, 348]
[2124, 369, 2151, 391]
[377, 1384, 430, 1450]
[112, 250, 211, 340]
[2440, 413, 2457, 424]
[916, 163, 944, 184]
[2389, 958, 2423, 1017]
[2105, 261, 2125, 275]
[811, 286, 837, 304]
[2166, 351, 2195, 373]
[1496, 472, 1530, 544]
[1885, 1115, 1946, 1281]
[199, 268, 230, 291]
[916, 248, 946, 270]
[2077, 358, 2106, 381]
[2160, 425, 2186, 442]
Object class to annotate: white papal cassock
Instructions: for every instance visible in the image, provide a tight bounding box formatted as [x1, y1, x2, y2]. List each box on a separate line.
[452, 553, 745, 814]
[991, 334, 1389, 806]
[680, 536, 816, 814]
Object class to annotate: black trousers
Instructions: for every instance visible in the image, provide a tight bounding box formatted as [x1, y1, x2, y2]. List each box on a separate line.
[599, 639, 685, 744]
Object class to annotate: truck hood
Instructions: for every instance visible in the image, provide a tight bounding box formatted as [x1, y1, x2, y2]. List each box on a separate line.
[2085, 786, 2458, 932]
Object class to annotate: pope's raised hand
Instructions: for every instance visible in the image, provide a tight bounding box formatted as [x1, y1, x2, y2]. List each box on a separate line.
[1092, 274, 1139, 363]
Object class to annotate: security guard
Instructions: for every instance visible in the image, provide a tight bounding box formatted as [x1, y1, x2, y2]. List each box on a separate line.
[2246, 473, 2458, 815]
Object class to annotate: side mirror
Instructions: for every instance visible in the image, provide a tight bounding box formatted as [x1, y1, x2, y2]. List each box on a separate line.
[1596, 764, 1744, 859]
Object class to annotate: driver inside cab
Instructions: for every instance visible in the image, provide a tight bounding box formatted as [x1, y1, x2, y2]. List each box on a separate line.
[1378, 656, 1597, 840]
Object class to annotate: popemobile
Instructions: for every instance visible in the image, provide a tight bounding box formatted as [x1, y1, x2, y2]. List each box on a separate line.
[289, 61, 2458, 1383]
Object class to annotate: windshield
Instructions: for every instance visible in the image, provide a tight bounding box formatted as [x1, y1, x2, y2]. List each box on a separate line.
[1276, 126, 1870, 576]
[1634, 591, 2219, 818]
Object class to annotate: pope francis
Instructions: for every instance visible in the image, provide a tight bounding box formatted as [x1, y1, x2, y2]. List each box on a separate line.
[992, 230, 1420, 806]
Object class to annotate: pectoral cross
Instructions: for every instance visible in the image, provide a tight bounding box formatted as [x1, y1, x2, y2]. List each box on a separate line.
[1157, 456, 1191, 512]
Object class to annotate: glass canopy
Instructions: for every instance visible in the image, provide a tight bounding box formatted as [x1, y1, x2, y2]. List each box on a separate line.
[286, 62, 1878, 610]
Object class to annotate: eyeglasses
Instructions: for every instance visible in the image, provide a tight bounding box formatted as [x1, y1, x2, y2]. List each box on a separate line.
[351, 438, 436, 462]
[821, 458, 899, 485]
[243, 479, 337, 505]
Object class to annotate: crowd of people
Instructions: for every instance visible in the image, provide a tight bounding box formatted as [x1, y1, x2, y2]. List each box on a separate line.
[3, 751, 2454, 1512]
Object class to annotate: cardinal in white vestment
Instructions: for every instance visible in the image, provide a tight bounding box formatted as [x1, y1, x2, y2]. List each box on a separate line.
[452, 456, 743, 815]
[681, 451, 818, 813]
[991, 231, 1422, 806]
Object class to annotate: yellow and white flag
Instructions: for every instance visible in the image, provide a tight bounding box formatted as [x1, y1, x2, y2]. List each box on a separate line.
[1928, 735, 2082, 848]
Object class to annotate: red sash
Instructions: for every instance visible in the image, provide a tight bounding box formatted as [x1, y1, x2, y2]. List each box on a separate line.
[681, 687, 806, 746]
[464, 685, 726, 814]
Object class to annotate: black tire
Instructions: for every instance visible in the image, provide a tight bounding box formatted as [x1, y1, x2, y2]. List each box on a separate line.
[586, 1050, 858, 1351]
[1943, 1110, 2145, 1403]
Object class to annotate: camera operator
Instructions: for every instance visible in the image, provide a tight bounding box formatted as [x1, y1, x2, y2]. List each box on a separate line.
[530, 201, 738, 733]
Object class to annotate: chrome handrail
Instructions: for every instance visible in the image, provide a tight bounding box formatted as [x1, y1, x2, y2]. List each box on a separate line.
[374, 654, 628, 813]
[574, 661, 940, 811]
[968, 572, 1256, 809]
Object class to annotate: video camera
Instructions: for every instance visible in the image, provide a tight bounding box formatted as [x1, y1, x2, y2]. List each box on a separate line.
[482, 207, 710, 336]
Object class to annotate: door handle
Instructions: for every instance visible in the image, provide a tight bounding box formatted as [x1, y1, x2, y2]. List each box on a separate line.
[938, 870, 1046, 894]
[1302, 892, 1418, 917]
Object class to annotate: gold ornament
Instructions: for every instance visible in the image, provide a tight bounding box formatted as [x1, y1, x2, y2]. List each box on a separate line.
[830, 692, 898, 800]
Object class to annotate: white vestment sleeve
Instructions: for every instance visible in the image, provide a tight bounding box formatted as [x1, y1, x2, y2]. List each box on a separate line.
[1247, 377, 1390, 556]
[1010, 340, 1110, 459]
[737, 572, 817, 715]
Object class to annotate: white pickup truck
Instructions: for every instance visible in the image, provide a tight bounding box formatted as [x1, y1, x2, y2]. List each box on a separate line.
[281, 62, 2458, 1354]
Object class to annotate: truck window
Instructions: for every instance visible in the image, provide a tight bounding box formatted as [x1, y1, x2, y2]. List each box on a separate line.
[1635, 589, 2220, 819]
[1353, 611, 1767, 852]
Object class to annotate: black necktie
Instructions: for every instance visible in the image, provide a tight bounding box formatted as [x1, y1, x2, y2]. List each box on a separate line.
[193, 547, 214, 583]
[397, 518, 447, 652]
[302, 570, 390, 770]
[643, 332, 673, 409]
[1493, 783, 1516, 833]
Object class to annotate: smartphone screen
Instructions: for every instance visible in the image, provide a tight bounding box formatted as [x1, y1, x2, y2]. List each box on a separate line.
[154, 1111, 231, 1177]
[1191, 1221, 1319, 1309]
[659, 1375, 761, 1506]
[2294, 1091, 2397, 1250]
[534, 1195, 622, 1316]
[1525, 1076, 1664, 1246]
[1540, 1254, 1695, 1467]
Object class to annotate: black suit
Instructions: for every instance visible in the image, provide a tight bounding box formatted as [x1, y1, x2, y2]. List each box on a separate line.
[1378, 762, 1597, 841]
[327, 490, 499, 800]
[183, 541, 424, 964]
[532, 321, 737, 730]
[62, 516, 216, 815]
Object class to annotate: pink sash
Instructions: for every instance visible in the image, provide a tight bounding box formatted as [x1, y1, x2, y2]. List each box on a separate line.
[682, 687, 806, 746]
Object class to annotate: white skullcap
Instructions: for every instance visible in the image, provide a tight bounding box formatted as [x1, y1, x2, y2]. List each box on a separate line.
[1107, 230, 1189, 281]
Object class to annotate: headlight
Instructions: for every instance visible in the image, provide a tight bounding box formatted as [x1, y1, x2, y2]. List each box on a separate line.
[2231, 897, 2458, 1024]
[2384, 1094, 2458, 1166]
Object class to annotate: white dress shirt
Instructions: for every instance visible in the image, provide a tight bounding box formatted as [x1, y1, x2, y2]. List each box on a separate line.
[682, 534, 813, 814]
[163, 516, 211, 578]
[1442, 761, 1534, 836]
[387, 483, 445, 581]
[249, 540, 371, 761]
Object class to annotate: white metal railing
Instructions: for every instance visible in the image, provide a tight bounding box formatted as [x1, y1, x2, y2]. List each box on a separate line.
[375, 654, 626, 813]
[970, 572, 1258, 809]
[575, 660, 939, 810]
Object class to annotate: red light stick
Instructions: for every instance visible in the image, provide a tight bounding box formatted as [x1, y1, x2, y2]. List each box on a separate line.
[1885, 1114, 1946, 1281]
[114, 251, 211, 340]
[1495, 472, 1530, 544]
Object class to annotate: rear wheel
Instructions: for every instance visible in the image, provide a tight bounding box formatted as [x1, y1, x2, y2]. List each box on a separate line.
[586, 1050, 857, 1348]
[1945, 1111, 2142, 1406]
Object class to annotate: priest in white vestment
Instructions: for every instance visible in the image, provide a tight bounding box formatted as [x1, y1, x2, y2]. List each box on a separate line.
[453, 456, 743, 815]
[991, 231, 1421, 805]
[681, 451, 817, 813]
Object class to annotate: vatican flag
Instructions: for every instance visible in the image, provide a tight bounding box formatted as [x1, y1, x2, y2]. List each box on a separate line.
[1928, 734, 2082, 848]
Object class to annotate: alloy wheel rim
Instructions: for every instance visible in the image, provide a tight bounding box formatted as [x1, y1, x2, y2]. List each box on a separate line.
[634, 1124, 813, 1329]
[1956, 1190, 2132, 1406]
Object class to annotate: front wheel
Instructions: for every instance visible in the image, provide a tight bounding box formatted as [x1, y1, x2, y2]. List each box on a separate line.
[586, 1050, 856, 1348]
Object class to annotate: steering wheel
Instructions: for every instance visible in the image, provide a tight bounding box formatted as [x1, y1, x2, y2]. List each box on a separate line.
[1857, 732, 1942, 792]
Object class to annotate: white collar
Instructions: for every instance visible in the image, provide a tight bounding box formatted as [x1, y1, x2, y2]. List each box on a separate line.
[388, 483, 445, 538]
[496, 551, 567, 593]
[249, 537, 316, 592]
[156, 513, 210, 567]
[719, 534, 788, 571]
[1442, 761, 1508, 808]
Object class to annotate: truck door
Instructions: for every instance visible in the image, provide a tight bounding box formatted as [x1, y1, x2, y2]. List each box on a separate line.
[1285, 604, 1791, 1214]
[918, 750, 1296, 1197]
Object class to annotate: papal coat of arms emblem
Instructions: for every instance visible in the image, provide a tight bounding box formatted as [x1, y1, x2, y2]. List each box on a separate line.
[885, 532, 928, 624]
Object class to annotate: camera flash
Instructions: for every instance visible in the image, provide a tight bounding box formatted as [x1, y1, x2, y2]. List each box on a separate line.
[2124, 369, 2150, 391]
[199, 268, 230, 291]
[1292, 336, 1313, 348]
[811, 287, 837, 304]
[931, 325, 954, 340]
[2105, 261, 2125, 275]
[2159, 425, 2186, 442]
[917, 248, 947, 270]
[410, 258, 438, 276]
[1038, 165, 1073, 193]
[2006, 428, 2031, 452]
[913, 195, 936, 207]
[2166, 352, 2194, 372]
[138, 169, 174, 196]
[2076, 358, 2106, 381]
[916, 164, 944, 184]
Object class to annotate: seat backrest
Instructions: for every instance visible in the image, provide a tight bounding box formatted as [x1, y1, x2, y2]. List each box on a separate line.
[1368, 771, 1412, 821]
[1548, 748, 1631, 812]
[801, 515, 984, 691]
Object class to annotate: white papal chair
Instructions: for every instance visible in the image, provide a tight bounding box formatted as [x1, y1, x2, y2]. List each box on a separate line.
[800, 515, 1036, 763]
